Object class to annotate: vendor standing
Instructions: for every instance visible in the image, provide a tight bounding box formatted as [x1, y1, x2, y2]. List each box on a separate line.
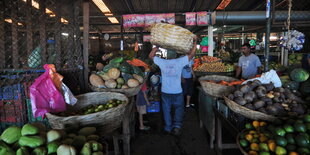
[235, 43, 262, 79]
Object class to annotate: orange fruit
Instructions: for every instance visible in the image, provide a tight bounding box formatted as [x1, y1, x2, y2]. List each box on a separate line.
[268, 140, 276, 152]
[289, 152, 299, 155]
[248, 150, 258, 155]
[260, 121, 267, 127]
[259, 136, 268, 143]
[250, 143, 259, 151]
[253, 121, 260, 128]
[246, 134, 254, 142]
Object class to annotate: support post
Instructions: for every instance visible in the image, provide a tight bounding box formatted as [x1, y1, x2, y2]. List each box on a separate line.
[12, 0, 18, 69]
[208, 26, 214, 57]
[241, 26, 245, 45]
[264, 0, 271, 72]
[39, 0, 47, 66]
[26, 0, 33, 59]
[55, 2, 62, 69]
[83, 1, 90, 90]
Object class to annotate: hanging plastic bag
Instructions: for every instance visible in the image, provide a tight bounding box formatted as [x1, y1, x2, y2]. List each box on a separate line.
[62, 83, 77, 105]
[47, 64, 63, 92]
[200, 36, 209, 46]
[30, 64, 66, 118]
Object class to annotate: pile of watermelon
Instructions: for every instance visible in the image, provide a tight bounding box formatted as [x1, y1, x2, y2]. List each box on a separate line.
[280, 68, 310, 98]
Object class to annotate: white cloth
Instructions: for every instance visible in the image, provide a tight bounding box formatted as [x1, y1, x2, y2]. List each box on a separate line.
[242, 69, 282, 87]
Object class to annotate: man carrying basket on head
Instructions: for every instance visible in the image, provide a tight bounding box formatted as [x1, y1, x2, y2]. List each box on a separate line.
[149, 35, 197, 136]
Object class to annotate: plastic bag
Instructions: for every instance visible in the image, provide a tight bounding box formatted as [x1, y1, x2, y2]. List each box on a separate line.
[243, 70, 282, 87]
[62, 83, 77, 105]
[30, 64, 66, 118]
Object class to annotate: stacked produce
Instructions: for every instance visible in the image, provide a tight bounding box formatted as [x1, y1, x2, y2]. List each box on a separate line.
[218, 49, 230, 61]
[227, 80, 307, 117]
[194, 62, 234, 72]
[268, 62, 286, 71]
[90, 57, 147, 89]
[193, 56, 235, 72]
[280, 68, 310, 101]
[200, 55, 221, 63]
[204, 80, 245, 86]
[239, 116, 310, 155]
[288, 53, 303, 65]
[0, 123, 107, 155]
[57, 99, 126, 116]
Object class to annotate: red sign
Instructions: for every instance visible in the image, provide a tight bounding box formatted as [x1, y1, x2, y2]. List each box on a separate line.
[123, 14, 145, 28]
[186, 12, 196, 26]
[197, 12, 209, 26]
[143, 35, 152, 42]
[165, 13, 175, 24]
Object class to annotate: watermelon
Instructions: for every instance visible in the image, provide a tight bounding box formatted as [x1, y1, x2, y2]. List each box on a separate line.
[290, 68, 309, 82]
[283, 81, 300, 90]
[119, 61, 133, 74]
[300, 81, 310, 96]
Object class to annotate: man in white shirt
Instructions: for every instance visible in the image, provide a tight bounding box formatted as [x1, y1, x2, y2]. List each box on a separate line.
[149, 36, 197, 135]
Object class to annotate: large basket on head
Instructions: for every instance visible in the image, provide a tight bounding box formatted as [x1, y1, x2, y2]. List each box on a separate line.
[150, 23, 195, 54]
[46, 92, 129, 133]
[198, 75, 237, 98]
[224, 96, 277, 121]
[90, 83, 143, 97]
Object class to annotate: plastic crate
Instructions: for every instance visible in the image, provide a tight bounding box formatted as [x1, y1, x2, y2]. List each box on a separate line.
[0, 99, 27, 123]
[147, 101, 160, 113]
[0, 84, 24, 100]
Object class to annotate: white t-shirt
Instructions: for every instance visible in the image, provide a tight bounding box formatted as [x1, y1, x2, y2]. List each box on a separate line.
[154, 56, 189, 94]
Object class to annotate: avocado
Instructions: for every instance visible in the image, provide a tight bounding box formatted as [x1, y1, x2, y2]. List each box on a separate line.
[283, 124, 294, 133]
[286, 144, 296, 152]
[295, 134, 310, 147]
[294, 123, 307, 133]
[303, 114, 310, 123]
[275, 128, 286, 137]
[298, 147, 310, 154]
[239, 139, 249, 148]
[285, 134, 296, 145]
[276, 136, 288, 147]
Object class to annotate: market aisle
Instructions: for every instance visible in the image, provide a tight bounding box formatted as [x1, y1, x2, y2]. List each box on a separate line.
[131, 107, 215, 155]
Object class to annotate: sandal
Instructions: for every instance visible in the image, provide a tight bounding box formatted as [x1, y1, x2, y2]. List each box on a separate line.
[140, 126, 151, 131]
[185, 105, 190, 108]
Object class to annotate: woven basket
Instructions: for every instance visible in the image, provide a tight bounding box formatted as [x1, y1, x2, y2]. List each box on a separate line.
[46, 92, 129, 133]
[236, 130, 249, 155]
[198, 75, 237, 98]
[150, 23, 195, 53]
[90, 83, 143, 97]
[194, 71, 235, 77]
[224, 97, 277, 121]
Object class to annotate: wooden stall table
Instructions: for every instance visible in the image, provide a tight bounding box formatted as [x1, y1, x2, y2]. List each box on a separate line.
[213, 106, 240, 155]
[112, 97, 136, 155]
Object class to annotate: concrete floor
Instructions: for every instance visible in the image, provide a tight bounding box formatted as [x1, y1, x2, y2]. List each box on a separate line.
[131, 107, 214, 155]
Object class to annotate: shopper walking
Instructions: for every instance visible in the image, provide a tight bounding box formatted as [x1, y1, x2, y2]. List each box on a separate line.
[235, 43, 262, 79]
[136, 82, 151, 131]
[149, 36, 197, 136]
[182, 58, 195, 108]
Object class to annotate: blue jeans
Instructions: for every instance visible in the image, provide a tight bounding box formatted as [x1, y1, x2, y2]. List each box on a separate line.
[161, 92, 184, 132]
